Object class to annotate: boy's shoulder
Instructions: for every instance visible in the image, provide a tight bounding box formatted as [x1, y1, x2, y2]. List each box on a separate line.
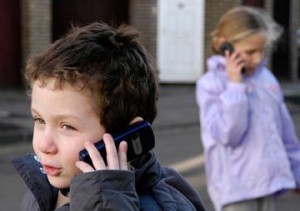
[133, 152, 206, 210]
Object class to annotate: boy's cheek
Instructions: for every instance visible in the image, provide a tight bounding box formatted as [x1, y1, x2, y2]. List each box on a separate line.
[32, 134, 40, 152]
[68, 144, 86, 163]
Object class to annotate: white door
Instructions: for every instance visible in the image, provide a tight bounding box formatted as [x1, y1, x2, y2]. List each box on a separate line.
[157, 0, 205, 83]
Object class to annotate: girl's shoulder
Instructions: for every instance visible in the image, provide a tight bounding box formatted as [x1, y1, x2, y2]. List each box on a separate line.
[252, 59, 278, 82]
[198, 72, 224, 88]
[264, 68, 279, 83]
[256, 66, 281, 87]
[206, 55, 227, 73]
[199, 55, 227, 85]
[253, 66, 283, 97]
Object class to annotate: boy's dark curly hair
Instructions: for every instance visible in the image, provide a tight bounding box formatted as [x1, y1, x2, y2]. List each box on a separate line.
[25, 22, 159, 133]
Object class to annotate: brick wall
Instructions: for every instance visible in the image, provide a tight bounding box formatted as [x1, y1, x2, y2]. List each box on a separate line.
[129, 0, 242, 75]
[129, 0, 279, 75]
[129, 0, 157, 59]
[204, 0, 242, 62]
[21, 0, 52, 60]
[265, 0, 273, 14]
[21, 0, 286, 79]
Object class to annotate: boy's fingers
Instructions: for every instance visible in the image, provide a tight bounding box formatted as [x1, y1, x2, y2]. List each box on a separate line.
[118, 141, 128, 170]
[76, 161, 96, 173]
[103, 134, 119, 169]
[78, 135, 129, 172]
[84, 141, 106, 170]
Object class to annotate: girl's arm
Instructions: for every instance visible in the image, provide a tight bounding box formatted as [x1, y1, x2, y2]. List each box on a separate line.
[196, 78, 249, 147]
[280, 102, 300, 187]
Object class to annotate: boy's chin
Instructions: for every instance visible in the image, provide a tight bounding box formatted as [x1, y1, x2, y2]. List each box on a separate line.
[48, 176, 70, 189]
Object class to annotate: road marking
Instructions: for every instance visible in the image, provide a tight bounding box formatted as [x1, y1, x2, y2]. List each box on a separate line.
[168, 154, 205, 173]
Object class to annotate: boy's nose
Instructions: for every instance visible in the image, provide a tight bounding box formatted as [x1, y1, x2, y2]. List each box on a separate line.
[38, 129, 58, 154]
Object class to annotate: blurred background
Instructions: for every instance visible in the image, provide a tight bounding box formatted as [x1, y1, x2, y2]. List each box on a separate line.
[1, 0, 300, 210]
[0, 0, 300, 87]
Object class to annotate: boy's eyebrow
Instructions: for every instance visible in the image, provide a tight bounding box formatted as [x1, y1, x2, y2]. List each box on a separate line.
[30, 107, 39, 115]
[30, 107, 81, 121]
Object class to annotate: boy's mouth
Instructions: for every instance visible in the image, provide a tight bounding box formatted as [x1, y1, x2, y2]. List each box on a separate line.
[42, 164, 62, 176]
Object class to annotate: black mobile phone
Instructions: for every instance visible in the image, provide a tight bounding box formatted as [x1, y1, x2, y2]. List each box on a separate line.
[219, 42, 246, 74]
[79, 120, 155, 165]
[219, 42, 234, 55]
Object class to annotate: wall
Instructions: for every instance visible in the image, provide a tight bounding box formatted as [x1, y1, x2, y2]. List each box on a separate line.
[204, 0, 241, 63]
[130, 0, 157, 59]
[21, 0, 52, 60]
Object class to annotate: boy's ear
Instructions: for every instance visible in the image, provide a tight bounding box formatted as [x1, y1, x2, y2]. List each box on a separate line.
[129, 116, 143, 125]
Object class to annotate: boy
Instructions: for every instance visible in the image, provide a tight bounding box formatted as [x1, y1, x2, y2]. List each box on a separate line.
[12, 22, 206, 210]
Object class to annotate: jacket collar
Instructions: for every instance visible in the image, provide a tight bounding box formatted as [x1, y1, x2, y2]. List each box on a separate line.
[12, 154, 58, 211]
[12, 152, 161, 208]
[130, 151, 161, 193]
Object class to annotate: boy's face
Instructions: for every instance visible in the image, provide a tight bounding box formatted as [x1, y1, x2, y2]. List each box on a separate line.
[31, 78, 105, 188]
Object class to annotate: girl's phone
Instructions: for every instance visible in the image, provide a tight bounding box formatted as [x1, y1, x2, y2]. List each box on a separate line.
[219, 42, 246, 74]
[219, 42, 234, 55]
[79, 120, 155, 165]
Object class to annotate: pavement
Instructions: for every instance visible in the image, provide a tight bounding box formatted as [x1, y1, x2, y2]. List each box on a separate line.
[1, 83, 300, 210]
[0, 89, 32, 145]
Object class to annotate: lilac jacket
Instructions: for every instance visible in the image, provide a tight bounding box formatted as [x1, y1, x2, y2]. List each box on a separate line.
[196, 55, 300, 211]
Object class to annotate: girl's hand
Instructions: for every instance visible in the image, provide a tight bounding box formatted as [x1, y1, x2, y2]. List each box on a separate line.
[76, 134, 128, 172]
[225, 50, 246, 83]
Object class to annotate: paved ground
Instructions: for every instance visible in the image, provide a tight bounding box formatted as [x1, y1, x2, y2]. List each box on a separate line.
[1, 84, 300, 210]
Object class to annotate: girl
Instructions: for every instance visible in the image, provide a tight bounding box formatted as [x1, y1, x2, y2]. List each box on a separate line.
[196, 6, 300, 211]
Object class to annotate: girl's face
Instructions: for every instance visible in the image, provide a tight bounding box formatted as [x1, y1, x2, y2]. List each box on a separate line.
[233, 32, 267, 74]
[31, 78, 105, 188]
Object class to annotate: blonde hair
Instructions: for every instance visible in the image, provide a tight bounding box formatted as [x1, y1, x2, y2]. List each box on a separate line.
[211, 6, 283, 53]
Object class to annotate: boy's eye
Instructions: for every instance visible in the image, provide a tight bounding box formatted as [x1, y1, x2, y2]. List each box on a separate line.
[62, 124, 76, 131]
[33, 117, 45, 125]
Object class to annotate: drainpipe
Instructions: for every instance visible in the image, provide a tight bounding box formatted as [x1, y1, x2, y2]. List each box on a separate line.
[289, 0, 299, 82]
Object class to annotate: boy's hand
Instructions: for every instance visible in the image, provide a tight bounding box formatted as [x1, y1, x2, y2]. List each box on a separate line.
[225, 51, 246, 83]
[76, 134, 128, 172]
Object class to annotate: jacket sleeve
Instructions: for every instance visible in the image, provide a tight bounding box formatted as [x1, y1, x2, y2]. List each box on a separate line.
[280, 101, 300, 187]
[196, 78, 249, 147]
[69, 170, 139, 211]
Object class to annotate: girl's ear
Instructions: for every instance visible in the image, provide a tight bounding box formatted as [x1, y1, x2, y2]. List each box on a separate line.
[215, 37, 228, 52]
[129, 116, 143, 125]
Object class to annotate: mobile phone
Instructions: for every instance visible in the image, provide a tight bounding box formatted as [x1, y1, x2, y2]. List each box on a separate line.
[219, 42, 246, 74]
[79, 120, 155, 165]
[219, 42, 234, 55]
